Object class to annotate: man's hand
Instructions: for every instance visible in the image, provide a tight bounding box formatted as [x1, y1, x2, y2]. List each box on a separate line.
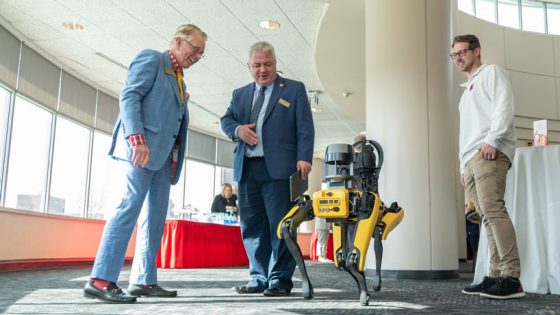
[479, 142, 497, 160]
[237, 124, 257, 146]
[131, 144, 150, 168]
[297, 160, 312, 180]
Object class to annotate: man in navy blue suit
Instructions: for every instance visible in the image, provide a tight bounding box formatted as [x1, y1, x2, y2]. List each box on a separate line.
[221, 41, 315, 297]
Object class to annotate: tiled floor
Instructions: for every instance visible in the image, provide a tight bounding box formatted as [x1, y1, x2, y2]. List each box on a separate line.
[1, 261, 559, 314]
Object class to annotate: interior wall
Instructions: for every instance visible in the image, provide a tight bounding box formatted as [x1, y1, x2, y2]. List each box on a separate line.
[0, 208, 136, 263]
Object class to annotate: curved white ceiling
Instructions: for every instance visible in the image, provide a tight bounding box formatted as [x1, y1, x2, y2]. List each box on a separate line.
[0, 0, 365, 156]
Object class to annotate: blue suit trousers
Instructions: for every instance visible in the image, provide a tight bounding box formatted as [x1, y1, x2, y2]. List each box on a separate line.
[91, 158, 171, 285]
[238, 158, 295, 291]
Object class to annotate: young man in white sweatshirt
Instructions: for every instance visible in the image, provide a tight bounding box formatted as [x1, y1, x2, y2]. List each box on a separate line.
[451, 34, 524, 300]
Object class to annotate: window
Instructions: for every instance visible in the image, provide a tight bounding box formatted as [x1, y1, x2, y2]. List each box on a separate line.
[214, 166, 236, 198]
[458, 0, 475, 15]
[168, 158, 186, 219]
[0, 87, 10, 194]
[459, 0, 559, 35]
[5, 96, 53, 212]
[498, 0, 520, 28]
[547, 4, 560, 35]
[88, 131, 127, 219]
[475, 0, 497, 23]
[49, 116, 91, 216]
[184, 159, 215, 213]
[521, 0, 545, 33]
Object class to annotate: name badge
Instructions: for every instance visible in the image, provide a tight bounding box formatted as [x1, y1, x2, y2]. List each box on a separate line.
[279, 98, 290, 108]
[164, 68, 176, 77]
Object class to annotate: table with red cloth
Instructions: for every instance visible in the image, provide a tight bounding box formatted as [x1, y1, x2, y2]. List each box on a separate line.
[156, 220, 248, 268]
[309, 231, 334, 261]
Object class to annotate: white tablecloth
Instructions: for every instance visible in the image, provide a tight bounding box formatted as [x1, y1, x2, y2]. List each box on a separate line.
[474, 145, 560, 294]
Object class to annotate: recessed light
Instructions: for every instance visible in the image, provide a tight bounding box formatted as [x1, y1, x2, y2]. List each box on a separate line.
[259, 20, 280, 30]
[62, 22, 84, 31]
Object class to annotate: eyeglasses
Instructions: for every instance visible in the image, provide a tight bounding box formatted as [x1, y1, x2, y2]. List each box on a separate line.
[182, 39, 205, 58]
[449, 48, 472, 59]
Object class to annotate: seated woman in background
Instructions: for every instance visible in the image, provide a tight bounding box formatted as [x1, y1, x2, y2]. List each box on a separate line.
[211, 183, 237, 214]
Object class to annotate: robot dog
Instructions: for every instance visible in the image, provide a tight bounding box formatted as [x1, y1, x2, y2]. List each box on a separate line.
[277, 140, 404, 306]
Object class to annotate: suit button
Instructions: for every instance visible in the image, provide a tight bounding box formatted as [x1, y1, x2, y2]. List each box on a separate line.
[178, 118, 181, 122]
[172, 135, 176, 138]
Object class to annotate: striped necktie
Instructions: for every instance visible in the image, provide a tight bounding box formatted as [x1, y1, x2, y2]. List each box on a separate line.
[247, 86, 267, 150]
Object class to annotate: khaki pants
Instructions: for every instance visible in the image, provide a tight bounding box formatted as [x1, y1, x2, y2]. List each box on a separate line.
[463, 151, 520, 278]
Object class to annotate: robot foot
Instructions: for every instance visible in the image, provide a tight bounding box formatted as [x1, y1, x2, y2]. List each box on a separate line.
[302, 280, 314, 299]
[360, 291, 370, 306]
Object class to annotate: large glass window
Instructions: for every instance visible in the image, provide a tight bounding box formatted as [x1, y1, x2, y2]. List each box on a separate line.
[214, 166, 236, 199]
[475, 0, 497, 23]
[48, 116, 90, 216]
[498, 0, 520, 28]
[0, 87, 10, 191]
[88, 131, 127, 219]
[522, 0, 545, 33]
[547, 4, 560, 35]
[458, 0, 475, 15]
[168, 159, 186, 219]
[184, 159, 215, 213]
[5, 96, 53, 212]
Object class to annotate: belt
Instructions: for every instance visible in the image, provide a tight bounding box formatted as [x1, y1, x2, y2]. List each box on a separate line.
[245, 156, 265, 161]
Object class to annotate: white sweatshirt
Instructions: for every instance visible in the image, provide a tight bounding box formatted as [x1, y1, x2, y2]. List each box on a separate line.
[458, 64, 516, 174]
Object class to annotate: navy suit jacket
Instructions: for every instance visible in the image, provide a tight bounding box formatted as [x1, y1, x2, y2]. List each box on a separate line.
[109, 49, 188, 185]
[221, 76, 314, 182]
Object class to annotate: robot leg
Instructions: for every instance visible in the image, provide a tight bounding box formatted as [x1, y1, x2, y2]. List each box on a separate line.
[277, 196, 314, 299]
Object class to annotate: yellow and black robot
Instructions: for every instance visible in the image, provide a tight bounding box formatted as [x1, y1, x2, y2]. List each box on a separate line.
[277, 139, 404, 306]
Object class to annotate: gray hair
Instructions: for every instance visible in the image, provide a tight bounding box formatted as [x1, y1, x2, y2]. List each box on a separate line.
[248, 41, 276, 62]
[170, 24, 207, 46]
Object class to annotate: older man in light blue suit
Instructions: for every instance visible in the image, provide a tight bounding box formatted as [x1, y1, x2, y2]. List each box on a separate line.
[221, 41, 314, 297]
[83, 24, 207, 304]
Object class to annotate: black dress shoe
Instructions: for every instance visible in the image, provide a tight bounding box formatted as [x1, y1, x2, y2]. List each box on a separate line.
[127, 284, 178, 297]
[83, 281, 137, 303]
[263, 287, 291, 297]
[232, 285, 264, 294]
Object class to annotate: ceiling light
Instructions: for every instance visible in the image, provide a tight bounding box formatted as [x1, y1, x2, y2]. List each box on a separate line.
[95, 52, 129, 70]
[62, 22, 84, 31]
[259, 20, 280, 30]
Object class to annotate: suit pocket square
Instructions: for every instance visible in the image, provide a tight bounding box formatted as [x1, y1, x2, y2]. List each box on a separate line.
[164, 68, 176, 77]
[278, 98, 290, 108]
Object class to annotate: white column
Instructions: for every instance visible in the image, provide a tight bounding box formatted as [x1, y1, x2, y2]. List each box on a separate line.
[364, 0, 460, 278]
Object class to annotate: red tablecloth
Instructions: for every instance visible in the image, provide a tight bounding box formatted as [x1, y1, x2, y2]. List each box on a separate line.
[309, 231, 334, 261]
[156, 220, 248, 268]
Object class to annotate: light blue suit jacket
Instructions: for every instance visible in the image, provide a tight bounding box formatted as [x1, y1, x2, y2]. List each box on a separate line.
[221, 76, 314, 182]
[109, 49, 188, 185]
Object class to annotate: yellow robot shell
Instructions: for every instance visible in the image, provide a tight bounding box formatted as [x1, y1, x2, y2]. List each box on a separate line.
[312, 190, 349, 219]
[381, 208, 404, 240]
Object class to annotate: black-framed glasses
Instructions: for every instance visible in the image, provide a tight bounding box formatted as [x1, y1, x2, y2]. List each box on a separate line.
[449, 48, 472, 59]
[182, 39, 205, 58]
